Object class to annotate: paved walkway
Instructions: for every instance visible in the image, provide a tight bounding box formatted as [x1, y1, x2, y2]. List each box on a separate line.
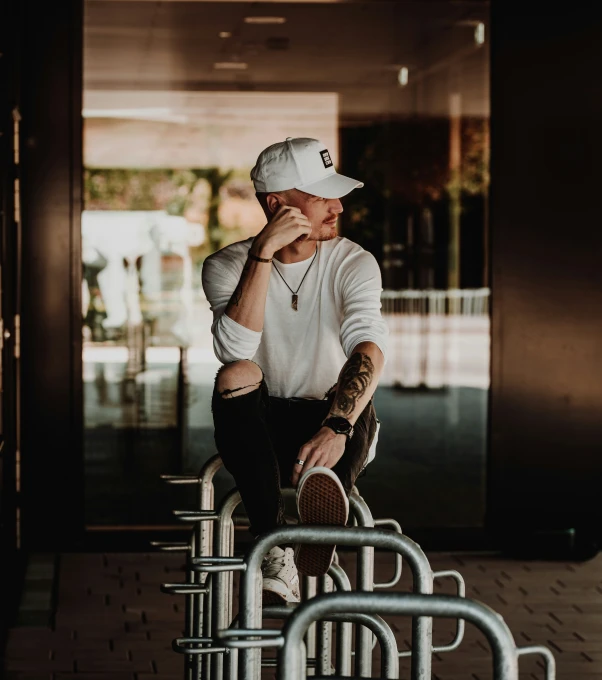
[4, 549, 601, 678]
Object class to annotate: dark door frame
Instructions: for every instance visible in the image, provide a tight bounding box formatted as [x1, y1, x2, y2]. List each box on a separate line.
[488, 2, 602, 559]
[19, 0, 84, 551]
[0, 0, 22, 628]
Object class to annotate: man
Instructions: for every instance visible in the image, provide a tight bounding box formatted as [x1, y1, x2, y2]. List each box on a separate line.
[202, 137, 388, 604]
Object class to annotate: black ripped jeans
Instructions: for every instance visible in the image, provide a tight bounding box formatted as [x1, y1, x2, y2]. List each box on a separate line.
[211, 375, 378, 538]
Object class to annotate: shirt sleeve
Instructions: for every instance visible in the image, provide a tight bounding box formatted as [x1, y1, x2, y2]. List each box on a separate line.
[201, 255, 262, 364]
[338, 250, 389, 363]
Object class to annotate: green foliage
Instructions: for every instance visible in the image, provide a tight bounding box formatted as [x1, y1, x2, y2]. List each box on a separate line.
[85, 168, 173, 211]
[84, 167, 234, 256]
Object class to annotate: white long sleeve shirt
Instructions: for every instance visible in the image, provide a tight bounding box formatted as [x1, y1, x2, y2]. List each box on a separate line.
[201, 236, 388, 400]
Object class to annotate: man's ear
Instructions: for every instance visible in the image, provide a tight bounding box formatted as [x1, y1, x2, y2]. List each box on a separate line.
[266, 193, 284, 216]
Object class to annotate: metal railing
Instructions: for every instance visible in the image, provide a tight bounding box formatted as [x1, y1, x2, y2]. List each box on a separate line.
[381, 287, 490, 316]
[154, 452, 555, 680]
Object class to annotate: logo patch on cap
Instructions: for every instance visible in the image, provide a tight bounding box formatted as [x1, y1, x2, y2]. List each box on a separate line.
[320, 149, 333, 169]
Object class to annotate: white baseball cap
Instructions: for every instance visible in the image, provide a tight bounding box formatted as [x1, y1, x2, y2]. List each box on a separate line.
[251, 137, 364, 199]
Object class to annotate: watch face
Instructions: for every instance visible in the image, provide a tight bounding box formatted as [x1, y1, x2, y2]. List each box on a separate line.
[326, 417, 352, 434]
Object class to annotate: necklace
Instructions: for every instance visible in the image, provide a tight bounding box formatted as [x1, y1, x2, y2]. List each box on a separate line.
[272, 247, 318, 311]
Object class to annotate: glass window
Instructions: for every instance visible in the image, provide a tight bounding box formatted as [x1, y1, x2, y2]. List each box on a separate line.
[83, 1, 489, 529]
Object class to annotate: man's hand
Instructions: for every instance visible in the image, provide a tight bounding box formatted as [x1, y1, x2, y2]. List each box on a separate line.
[252, 205, 312, 259]
[291, 426, 347, 487]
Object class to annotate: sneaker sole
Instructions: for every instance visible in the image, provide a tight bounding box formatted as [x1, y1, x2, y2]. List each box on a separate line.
[296, 472, 348, 576]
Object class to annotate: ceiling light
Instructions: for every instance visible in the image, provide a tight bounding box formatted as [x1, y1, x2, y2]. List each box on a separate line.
[475, 22, 485, 45]
[244, 16, 286, 25]
[219, 31, 232, 39]
[213, 62, 248, 70]
[398, 67, 409, 87]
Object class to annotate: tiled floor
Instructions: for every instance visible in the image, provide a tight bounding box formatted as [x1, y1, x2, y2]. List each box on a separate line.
[4, 548, 601, 679]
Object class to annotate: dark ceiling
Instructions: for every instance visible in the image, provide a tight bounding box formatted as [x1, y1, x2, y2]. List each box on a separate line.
[84, 1, 489, 117]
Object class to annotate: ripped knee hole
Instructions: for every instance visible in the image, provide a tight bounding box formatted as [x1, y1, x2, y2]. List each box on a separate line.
[218, 380, 262, 398]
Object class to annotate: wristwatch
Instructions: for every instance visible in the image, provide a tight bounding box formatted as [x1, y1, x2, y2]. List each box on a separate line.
[322, 416, 354, 439]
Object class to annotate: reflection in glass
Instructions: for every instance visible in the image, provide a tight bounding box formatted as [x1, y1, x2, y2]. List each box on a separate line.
[83, 1, 489, 529]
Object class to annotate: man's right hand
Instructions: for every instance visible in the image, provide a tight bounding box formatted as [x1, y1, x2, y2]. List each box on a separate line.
[252, 205, 312, 259]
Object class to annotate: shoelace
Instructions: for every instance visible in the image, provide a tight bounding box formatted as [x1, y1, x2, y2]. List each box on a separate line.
[262, 551, 287, 579]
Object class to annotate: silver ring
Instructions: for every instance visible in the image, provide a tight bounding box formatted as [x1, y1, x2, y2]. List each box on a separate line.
[295, 459, 305, 466]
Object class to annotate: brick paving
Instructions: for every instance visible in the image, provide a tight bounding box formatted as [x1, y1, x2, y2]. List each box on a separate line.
[4, 548, 602, 679]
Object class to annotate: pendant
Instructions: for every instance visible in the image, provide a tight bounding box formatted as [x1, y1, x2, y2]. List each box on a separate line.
[292, 294, 298, 311]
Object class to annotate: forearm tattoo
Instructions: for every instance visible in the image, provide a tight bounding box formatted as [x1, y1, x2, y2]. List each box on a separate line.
[333, 352, 374, 417]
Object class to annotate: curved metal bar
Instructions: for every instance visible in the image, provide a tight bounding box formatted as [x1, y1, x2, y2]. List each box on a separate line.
[160, 474, 200, 484]
[191, 562, 246, 573]
[348, 493, 376, 679]
[328, 562, 353, 676]
[219, 627, 285, 650]
[172, 637, 226, 655]
[192, 453, 223, 680]
[317, 575, 334, 675]
[431, 570, 466, 655]
[160, 583, 209, 595]
[212, 487, 243, 679]
[253, 606, 399, 679]
[239, 525, 433, 680]
[303, 576, 318, 665]
[192, 556, 245, 566]
[272, 487, 379, 676]
[399, 569, 467, 658]
[203, 572, 214, 679]
[278, 592, 519, 680]
[149, 541, 191, 552]
[328, 561, 352, 591]
[373, 519, 403, 589]
[517, 645, 556, 680]
[173, 510, 220, 522]
[220, 628, 284, 640]
[216, 489, 243, 625]
[185, 531, 197, 680]
[197, 453, 224, 558]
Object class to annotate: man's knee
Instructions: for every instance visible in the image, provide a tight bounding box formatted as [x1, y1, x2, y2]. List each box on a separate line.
[216, 360, 263, 398]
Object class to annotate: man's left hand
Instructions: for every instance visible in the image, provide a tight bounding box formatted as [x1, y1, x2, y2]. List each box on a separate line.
[291, 426, 347, 487]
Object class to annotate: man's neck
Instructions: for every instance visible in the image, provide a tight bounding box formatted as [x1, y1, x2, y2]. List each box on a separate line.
[274, 240, 318, 264]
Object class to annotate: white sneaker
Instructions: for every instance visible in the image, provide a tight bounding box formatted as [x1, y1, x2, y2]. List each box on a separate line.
[261, 546, 301, 604]
[295, 467, 349, 576]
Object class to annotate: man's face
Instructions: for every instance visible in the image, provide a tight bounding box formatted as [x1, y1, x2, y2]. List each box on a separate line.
[282, 189, 344, 241]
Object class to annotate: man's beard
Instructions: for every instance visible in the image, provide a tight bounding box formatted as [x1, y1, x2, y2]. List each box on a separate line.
[313, 223, 338, 241]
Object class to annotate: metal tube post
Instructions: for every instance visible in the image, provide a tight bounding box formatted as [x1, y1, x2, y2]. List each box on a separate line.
[194, 454, 222, 680]
[304, 576, 318, 675]
[328, 562, 353, 677]
[259, 606, 399, 679]
[317, 574, 334, 675]
[197, 454, 222, 559]
[238, 526, 433, 680]
[278, 592, 519, 680]
[349, 492, 375, 678]
[211, 488, 242, 679]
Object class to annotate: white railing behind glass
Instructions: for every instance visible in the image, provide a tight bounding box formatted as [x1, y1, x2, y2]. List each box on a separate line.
[380, 288, 490, 390]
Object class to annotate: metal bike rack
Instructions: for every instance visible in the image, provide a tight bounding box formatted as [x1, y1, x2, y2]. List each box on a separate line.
[192, 525, 434, 680]
[158, 458, 470, 680]
[193, 484, 407, 679]
[157, 454, 223, 680]
[225, 559, 355, 677]
[220, 591, 556, 680]
[372, 518, 403, 589]
[261, 606, 399, 679]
